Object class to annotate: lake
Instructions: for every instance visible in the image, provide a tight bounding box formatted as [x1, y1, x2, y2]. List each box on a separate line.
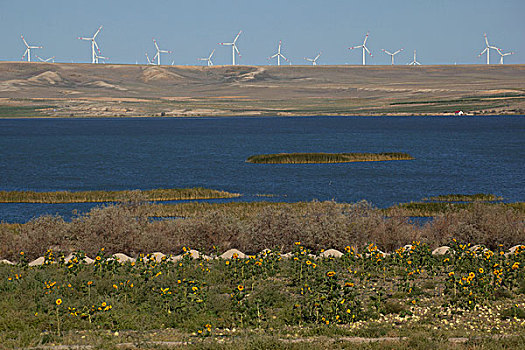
[1, 116, 524, 223]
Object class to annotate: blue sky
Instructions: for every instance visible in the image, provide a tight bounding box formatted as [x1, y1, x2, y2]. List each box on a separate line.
[0, 0, 523, 65]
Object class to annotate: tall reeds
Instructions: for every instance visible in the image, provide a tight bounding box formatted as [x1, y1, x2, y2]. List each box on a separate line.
[246, 152, 414, 164]
[0, 188, 240, 203]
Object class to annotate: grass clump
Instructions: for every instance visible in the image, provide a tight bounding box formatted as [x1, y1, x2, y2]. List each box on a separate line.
[246, 152, 414, 164]
[0, 187, 240, 203]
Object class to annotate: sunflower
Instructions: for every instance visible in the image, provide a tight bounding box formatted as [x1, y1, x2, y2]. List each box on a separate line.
[237, 285, 244, 292]
[55, 298, 62, 306]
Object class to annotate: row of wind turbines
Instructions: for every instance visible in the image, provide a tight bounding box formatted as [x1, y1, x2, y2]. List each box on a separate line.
[19, 28, 515, 66]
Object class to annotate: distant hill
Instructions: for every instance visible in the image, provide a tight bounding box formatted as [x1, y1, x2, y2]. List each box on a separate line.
[0, 62, 524, 117]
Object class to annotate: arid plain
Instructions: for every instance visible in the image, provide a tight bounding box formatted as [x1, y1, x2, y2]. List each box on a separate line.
[1, 62, 524, 117]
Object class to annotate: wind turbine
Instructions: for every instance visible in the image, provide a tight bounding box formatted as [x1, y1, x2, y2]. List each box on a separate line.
[408, 50, 421, 65]
[304, 52, 322, 66]
[478, 33, 499, 65]
[152, 38, 172, 66]
[95, 53, 108, 64]
[36, 55, 55, 63]
[268, 40, 288, 66]
[198, 49, 215, 66]
[381, 48, 404, 65]
[20, 35, 42, 62]
[77, 26, 103, 64]
[145, 52, 155, 65]
[496, 49, 515, 64]
[218, 30, 242, 65]
[349, 32, 372, 65]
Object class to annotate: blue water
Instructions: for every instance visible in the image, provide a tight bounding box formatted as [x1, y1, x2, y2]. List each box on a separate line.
[1, 116, 524, 223]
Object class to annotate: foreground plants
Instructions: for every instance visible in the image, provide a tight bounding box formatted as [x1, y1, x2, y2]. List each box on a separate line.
[1, 243, 524, 348]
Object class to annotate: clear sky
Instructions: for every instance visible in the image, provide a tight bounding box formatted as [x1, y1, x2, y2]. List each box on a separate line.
[1, 0, 523, 66]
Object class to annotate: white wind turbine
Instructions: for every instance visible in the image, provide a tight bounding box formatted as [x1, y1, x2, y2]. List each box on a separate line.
[268, 40, 288, 66]
[20, 35, 42, 62]
[95, 53, 108, 64]
[349, 32, 372, 65]
[198, 49, 215, 66]
[381, 48, 404, 65]
[496, 49, 515, 64]
[145, 52, 155, 65]
[77, 26, 103, 64]
[304, 52, 322, 66]
[478, 33, 499, 65]
[152, 39, 172, 66]
[408, 50, 421, 65]
[36, 55, 55, 63]
[219, 30, 242, 65]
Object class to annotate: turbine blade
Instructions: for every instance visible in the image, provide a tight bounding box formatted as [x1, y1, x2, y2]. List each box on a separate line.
[93, 25, 103, 38]
[233, 30, 242, 43]
[363, 32, 369, 45]
[484, 33, 489, 47]
[153, 39, 159, 51]
[21, 35, 29, 47]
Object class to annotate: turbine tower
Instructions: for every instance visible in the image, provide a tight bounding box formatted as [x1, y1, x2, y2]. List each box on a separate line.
[20, 35, 42, 62]
[268, 40, 288, 66]
[219, 30, 242, 65]
[198, 49, 215, 66]
[304, 52, 322, 66]
[496, 49, 514, 64]
[478, 33, 499, 65]
[349, 32, 372, 65]
[77, 26, 103, 64]
[408, 50, 421, 65]
[152, 39, 172, 66]
[381, 48, 404, 65]
[36, 55, 55, 63]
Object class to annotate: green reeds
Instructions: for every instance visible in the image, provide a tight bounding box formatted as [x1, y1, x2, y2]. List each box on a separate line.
[0, 187, 240, 203]
[246, 152, 414, 164]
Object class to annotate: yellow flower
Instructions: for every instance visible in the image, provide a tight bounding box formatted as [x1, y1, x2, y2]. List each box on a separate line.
[479, 268, 484, 274]
[306, 260, 312, 265]
[344, 282, 354, 287]
[411, 300, 416, 304]
[326, 271, 336, 277]
[56, 298, 62, 306]
[512, 262, 519, 270]
[20, 251, 24, 255]
[225, 261, 230, 265]
[237, 285, 244, 292]
[448, 272, 455, 277]
[113, 284, 118, 290]
[294, 241, 301, 246]
[101, 302, 107, 307]
[95, 256, 101, 261]
[192, 286, 198, 292]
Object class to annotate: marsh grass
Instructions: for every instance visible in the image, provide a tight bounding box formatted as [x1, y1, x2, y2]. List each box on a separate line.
[246, 152, 414, 164]
[0, 187, 240, 203]
[423, 193, 503, 202]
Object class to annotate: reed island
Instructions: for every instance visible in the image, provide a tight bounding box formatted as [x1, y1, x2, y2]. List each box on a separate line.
[246, 152, 414, 164]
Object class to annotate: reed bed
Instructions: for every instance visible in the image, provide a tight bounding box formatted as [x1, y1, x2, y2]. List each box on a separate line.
[423, 193, 503, 202]
[246, 152, 414, 164]
[0, 187, 240, 203]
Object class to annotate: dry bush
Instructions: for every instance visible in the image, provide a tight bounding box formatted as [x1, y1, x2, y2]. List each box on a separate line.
[422, 202, 525, 249]
[1, 200, 523, 260]
[68, 204, 147, 256]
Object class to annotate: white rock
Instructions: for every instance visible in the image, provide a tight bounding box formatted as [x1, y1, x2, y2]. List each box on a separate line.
[509, 245, 525, 254]
[320, 249, 344, 258]
[28, 257, 45, 266]
[150, 252, 166, 262]
[112, 253, 136, 263]
[0, 259, 14, 265]
[220, 249, 247, 259]
[432, 246, 451, 255]
[280, 252, 293, 259]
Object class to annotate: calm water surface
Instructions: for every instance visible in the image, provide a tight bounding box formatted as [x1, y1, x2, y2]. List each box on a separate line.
[1, 116, 524, 223]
